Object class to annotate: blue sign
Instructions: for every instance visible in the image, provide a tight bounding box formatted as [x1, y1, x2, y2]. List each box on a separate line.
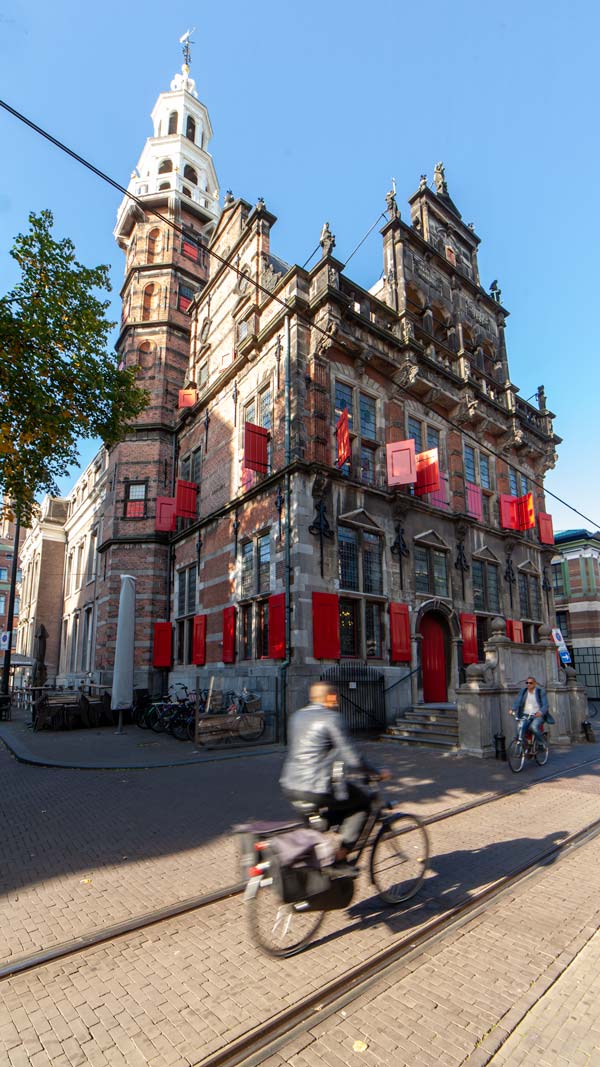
[559, 648, 572, 665]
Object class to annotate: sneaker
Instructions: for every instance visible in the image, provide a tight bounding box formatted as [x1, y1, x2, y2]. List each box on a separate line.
[328, 861, 359, 879]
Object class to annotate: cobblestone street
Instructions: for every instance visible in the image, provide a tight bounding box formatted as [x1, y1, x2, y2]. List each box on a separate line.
[1, 731, 600, 1065]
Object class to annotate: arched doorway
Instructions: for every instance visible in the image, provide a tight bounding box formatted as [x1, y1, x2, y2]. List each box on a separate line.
[419, 612, 449, 703]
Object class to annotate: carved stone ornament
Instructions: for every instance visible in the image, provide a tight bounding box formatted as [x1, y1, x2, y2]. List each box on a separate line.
[433, 162, 448, 195]
[401, 317, 414, 343]
[392, 360, 419, 389]
[316, 319, 339, 355]
[261, 258, 283, 293]
[454, 390, 479, 426]
[385, 188, 400, 220]
[419, 174, 427, 191]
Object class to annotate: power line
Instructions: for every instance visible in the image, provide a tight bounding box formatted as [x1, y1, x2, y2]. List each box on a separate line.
[1, 97, 598, 531]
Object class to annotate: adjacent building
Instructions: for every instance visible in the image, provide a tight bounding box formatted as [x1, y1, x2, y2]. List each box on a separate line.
[552, 529, 600, 700]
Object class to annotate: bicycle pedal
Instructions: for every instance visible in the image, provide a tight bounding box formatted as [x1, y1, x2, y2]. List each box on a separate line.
[328, 862, 360, 880]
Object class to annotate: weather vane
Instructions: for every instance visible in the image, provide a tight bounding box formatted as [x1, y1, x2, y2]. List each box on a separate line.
[179, 28, 196, 67]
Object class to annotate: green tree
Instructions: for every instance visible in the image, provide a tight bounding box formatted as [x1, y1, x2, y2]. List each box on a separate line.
[0, 210, 147, 522]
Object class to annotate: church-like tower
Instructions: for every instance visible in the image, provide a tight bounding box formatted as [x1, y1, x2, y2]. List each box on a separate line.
[95, 50, 220, 690]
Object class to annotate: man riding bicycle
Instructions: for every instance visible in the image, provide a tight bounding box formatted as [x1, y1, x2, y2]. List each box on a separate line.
[510, 675, 554, 745]
[280, 682, 390, 876]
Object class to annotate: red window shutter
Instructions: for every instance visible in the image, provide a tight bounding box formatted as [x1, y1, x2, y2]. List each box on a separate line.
[386, 439, 416, 486]
[415, 448, 441, 496]
[182, 240, 199, 261]
[244, 422, 269, 473]
[153, 622, 172, 668]
[312, 593, 341, 659]
[175, 479, 198, 518]
[268, 593, 286, 659]
[389, 602, 411, 663]
[538, 512, 554, 545]
[178, 388, 198, 408]
[500, 494, 518, 529]
[178, 295, 192, 312]
[335, 407, 351, 468]
[192, 615, 207, 666]
[507, 619, 524, 643]
[155, 496, 177, 532]
[517, 492, 535, 531]
[222, 606, 236, 663]
[460, 612, 478, 664]
[465, 483, 483, 522]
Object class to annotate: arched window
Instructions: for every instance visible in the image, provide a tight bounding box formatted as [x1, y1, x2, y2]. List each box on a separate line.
[183, 165, 198, 185]
[142, 284, 155, 321]
[168, 112, 178, 135]
[158, 159, 173, 174]
[147, 228, 162, 264]
[182, 186, 191, 197]
[186, 116, 196, 142]
[138, 341, 154, 369]
[159, 182, 171, 191]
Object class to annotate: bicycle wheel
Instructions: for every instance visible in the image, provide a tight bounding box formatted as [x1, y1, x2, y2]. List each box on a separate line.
[238, 713, 265, 741]
[246, 849, 325, 958]
[370, 813, 429, 905]
[507, 738, 525, 773]
[535, 737, 549, 766]
[170, 713, 189, 741]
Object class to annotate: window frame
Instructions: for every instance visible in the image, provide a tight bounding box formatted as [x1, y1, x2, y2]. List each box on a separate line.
[333, 378, 381, 484]
[124, 480, 148, 520]
[414, 542, 450, 598]
[175, 563, 197, 665]
[471, 557, 501, 615]
[238, 531, 273, 659]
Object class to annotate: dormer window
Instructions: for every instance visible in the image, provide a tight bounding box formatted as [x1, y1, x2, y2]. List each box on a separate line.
[186, 116, 196, 142]
[183, 165, 198, 186]
[158, 159, 173, 174]
[168, 112, 178, 135]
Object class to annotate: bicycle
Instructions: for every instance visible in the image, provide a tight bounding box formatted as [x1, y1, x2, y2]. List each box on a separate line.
[193, 691, 265, 744]
[236, 775, 430, 957]
[507, 715, 549, 773]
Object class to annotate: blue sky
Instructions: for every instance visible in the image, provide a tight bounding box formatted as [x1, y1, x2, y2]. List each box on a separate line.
[1, 0, 598, 533]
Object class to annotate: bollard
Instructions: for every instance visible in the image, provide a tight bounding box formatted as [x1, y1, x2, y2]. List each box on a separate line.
[494, 731, 506, 760]
[582, 721, 596, 743]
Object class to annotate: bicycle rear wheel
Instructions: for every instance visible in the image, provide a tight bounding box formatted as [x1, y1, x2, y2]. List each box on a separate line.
[370, 813, 429, 904]
[507, 738, 525, 772]
[246, 849, 325, 958]
[238, 713, 265, 741]
[535, 737, 549, 766]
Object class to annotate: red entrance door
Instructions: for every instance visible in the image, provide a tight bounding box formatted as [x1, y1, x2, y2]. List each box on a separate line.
[420, 613, 448, 703]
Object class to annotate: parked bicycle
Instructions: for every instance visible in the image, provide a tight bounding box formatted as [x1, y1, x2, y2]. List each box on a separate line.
[194, 691, 265, 745]
[507, 714, 549, 773]
[236, 774, 429, 957]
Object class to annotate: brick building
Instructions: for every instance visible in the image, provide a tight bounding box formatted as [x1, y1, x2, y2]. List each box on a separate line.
[552, 529, 600, 700]
[16, 496, 69, 682]
[19, 56, 565, 735]
[79, 55, 560, 734]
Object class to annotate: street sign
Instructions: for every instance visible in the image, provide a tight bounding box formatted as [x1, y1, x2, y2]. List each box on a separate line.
[0, 631, 10, 651]
[551, 627, 572, 665]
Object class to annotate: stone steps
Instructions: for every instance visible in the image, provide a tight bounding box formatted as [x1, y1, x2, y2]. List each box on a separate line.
[386, 703, 459, 750]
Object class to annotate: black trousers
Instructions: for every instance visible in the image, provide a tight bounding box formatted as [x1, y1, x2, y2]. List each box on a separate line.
[284, 782, 371, 851]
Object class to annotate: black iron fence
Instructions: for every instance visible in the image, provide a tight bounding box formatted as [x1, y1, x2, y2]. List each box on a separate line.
[320, 662, 386, 735]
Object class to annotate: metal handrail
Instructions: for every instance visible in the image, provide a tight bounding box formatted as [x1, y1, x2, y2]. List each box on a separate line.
[383, 666, 419, 694]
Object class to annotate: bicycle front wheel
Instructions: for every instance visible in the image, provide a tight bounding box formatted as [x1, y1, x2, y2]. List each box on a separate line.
[246, 853, 325, 958]
[370, 813, 429, 905]
[535, 738, 549, 766]
[238, 713, 265, 741]
[507, 738, 525, 773]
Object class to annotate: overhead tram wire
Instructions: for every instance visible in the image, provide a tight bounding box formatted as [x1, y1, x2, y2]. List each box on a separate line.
[2, 97, 598, 530]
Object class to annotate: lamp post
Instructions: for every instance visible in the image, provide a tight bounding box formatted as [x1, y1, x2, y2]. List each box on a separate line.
[1, 510, 21, 697]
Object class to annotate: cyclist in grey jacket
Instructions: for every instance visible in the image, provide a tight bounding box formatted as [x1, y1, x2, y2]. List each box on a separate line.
[511, 676, 553, 746]
[280, 682, 389, 873]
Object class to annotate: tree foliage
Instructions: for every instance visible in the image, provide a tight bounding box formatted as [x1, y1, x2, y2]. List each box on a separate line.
[0, 210, 147, 522]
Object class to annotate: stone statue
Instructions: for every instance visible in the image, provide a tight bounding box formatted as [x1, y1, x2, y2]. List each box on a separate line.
[419, 174, 427, 191]
[224, 189, 235, 206]
[401, 317, 414, 343]
[433, 162, 447, 195]
[489, 279, 502, 303]
[385, 186, 399, 220]
[319, 222, 336, 258]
